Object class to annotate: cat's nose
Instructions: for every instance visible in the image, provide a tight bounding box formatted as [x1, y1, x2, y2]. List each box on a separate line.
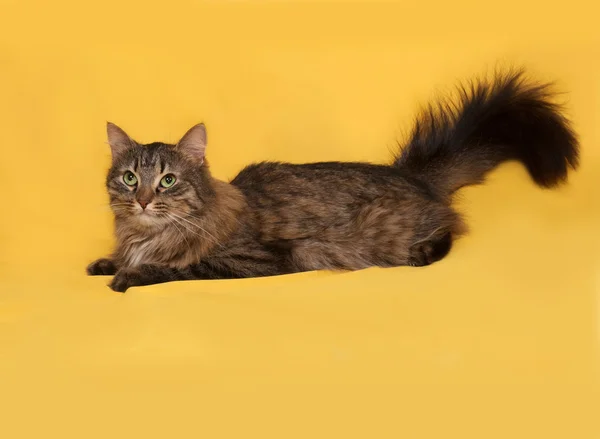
[138, 200, 150, 209]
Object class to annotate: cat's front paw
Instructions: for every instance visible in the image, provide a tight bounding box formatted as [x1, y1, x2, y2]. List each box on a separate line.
[87, 258, 117, 276]
[109, 268, 142, 293]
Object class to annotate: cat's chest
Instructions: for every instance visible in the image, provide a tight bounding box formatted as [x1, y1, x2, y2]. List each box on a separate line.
[118, 230, 187, 268]
[123, 239, 160, 267]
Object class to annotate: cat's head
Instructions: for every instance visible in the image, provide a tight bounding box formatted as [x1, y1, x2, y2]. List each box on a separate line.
[105, 123, 215, 229]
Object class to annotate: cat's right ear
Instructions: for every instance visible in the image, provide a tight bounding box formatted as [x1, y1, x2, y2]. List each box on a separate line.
[106, 122, 135, 160]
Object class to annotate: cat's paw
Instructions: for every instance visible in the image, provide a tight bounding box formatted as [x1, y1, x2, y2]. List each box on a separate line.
[87, 258, 117, 276]
[408, 232, 453, 267]
[109, 268, 142, 293]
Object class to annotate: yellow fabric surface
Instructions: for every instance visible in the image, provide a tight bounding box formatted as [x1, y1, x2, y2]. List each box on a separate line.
[1, 0, 599, 437]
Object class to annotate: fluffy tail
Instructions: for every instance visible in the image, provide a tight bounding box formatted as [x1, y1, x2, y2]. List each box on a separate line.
[393, 69, 579, 199]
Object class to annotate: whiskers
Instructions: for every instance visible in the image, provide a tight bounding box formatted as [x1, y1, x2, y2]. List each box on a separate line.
[105, 200, 224, 251]
[152, 207, 223, 248]
[173, 213, 223, 247]
[94, 202, 133, 211]
[162, 213, 192, 253]
[109, 202, 135, 216]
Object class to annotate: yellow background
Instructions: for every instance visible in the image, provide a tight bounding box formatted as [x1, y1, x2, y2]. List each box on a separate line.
[1, 0, 599, 437]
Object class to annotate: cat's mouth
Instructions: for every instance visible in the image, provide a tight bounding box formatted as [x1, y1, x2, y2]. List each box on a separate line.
[132, 206, 167, 225]
[133, 203, 157, 216]
[111, 203, 170, 227]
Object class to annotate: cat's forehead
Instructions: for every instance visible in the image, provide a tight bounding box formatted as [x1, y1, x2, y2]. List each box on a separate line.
[109, 142, 189, 182]
[137, 143, 172, 167]
[118, 142, 180, 171]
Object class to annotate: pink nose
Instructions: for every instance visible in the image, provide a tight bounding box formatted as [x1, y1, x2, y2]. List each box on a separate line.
[138, 200, 150, 209]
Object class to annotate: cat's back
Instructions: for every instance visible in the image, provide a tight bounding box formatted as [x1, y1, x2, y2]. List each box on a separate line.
[229, 160, 441, 243]
[233, 161, 403, 194]
[231, 160, 435, 202]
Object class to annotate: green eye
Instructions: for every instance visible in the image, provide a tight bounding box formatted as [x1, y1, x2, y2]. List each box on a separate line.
[123, 171, 137, 186]
[160, 174, 177, 188]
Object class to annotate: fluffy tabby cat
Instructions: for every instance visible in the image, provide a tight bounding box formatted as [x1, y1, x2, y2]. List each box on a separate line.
[87, 70, 579, 292]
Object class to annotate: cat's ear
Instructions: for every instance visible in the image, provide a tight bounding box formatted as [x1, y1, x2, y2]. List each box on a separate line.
[175, 123, 206, 164]
[106, 122, 135, 160]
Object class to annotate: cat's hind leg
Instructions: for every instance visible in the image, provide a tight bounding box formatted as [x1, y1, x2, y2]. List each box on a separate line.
[405, 202, 464, 267]
[407, 232, 453, 267]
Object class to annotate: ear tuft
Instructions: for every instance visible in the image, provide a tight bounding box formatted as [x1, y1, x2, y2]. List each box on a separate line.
[175, 123, 207, 164]
[106, 122, 135, 160]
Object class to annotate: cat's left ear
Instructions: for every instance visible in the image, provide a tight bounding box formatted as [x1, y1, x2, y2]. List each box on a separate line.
[175, 123, 207, 164]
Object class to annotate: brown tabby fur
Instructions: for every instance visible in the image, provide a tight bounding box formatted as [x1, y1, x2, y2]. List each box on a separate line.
[87, 69, 579, 292]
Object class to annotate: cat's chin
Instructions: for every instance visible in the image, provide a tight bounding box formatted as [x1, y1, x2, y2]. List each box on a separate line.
[135, 212, 165, 228]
